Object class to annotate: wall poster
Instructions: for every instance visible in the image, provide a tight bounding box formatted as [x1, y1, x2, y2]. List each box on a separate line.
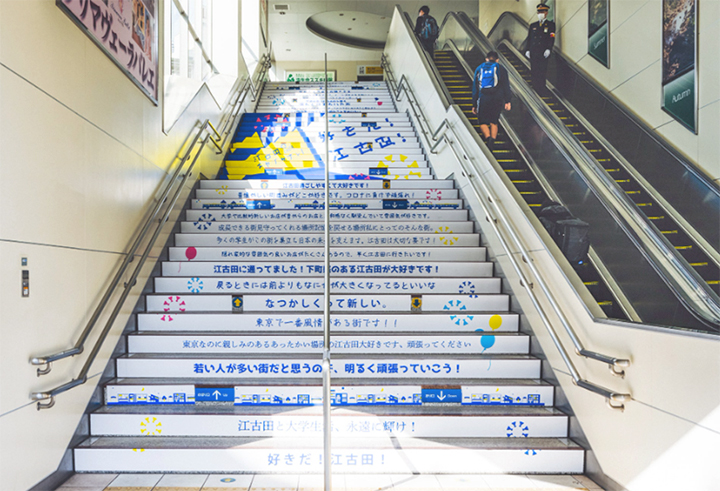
[588, 0, 609, 67]
[57, 0, 159, 103]
[662, 0, 697, 133]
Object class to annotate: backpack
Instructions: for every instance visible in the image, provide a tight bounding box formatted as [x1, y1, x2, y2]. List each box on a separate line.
[421, 16, 439, 42]
[538, 202, 590, 266]
[478, 62, 499, 89]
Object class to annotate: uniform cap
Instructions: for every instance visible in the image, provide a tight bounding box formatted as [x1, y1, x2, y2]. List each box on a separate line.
[536, 3, 550, 12]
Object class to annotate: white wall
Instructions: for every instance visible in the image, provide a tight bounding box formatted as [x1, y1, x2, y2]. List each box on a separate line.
[0, 1, 232, 489]
[273, 60, 383, 82]
[477, 0, 720, 182]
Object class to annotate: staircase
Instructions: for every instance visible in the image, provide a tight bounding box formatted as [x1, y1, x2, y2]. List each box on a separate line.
[73, 81, 585, 478]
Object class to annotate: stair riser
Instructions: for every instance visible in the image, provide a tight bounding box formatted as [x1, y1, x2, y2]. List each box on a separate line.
[116, 358, 541, 380]
[126, 334, 528, 355]
[194, 190, 459, 200]
[153, 277, 502, 295]
[174, 234, 480, 247]
[190, 199, 461, 211]
[89, 414, 568, 438]
[137, 312, 517, 333]
[168, 246, 484, 262]
[145, 294, 511, 313]
[180, 221, 474, 234]
[198, 180, 455, 190]
[104, 384, 551, 407]
[161, 261, 489, 277]
[74, 448, 584, 473]
[184, 210, 469, 222]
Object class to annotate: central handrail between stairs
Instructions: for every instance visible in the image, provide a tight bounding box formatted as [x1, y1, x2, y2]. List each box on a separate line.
[28, 54, 272, 410]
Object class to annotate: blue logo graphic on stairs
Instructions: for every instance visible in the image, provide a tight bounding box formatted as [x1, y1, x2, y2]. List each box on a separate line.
[443, 300, 474, 326]
[194, 213, 216, 230]
[507, 420, 530, 438]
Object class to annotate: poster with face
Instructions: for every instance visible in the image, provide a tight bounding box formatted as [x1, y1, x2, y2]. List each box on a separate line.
[661, 0, 697, 133]
[588, 0, 609, 67]
[57, 0, 159, 103]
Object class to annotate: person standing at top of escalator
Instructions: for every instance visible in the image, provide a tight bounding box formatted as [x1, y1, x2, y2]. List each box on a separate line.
[525, 3, 555, 96]
[414, 6, 439, 61]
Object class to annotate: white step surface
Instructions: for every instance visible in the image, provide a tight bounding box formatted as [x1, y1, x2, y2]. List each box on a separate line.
[174, 233, 480, 247]
[184, 209, 469, 222]
[116, 356, 541, 380]
[168, 246, 485, 262]
[145, 294, 511, 313]
[136, 312, 518, 332]
[126, 333, 528, 355]
[179, 221, 474, 234]
[194, 188, 458, 200]
[198, 179, 456, 189]
[190, 198, 461, 211]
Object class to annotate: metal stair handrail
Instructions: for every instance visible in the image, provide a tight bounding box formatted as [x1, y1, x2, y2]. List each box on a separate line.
[28, 55, 271, 409]
[383, 15, 631, 409]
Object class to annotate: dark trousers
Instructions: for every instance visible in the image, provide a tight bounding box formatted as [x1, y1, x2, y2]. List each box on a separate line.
[421, 40, 434, 61]
[530, 50, 549, 94]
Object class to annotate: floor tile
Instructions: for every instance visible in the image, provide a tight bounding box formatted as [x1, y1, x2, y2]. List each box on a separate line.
[571, 476, 602, 490]
[341, 474, 394, 491]
[297, 474, 343, 491]
[202, 475, 255, 490]
[155, 473, 208, 490]
[60, 474, 118, 488]
[436, 474, 491, 489]
[249, 474, 299, 491]
[389, 474, 442, 489]
[483, 473, 535, 489]
[106, 473, 163, 490]
[529, 475, 592, 489]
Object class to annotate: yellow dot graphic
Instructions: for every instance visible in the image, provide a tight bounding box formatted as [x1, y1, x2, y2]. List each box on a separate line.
[489, 315, 503, 330]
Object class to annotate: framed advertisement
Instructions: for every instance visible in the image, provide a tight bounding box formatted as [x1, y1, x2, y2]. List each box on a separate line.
[588, 0, 609, 67]
[661, 0, 697, 133]
[57, 0, 159, 104]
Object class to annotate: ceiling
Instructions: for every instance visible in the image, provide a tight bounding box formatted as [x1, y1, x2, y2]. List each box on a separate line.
[268, 0, 480, 62]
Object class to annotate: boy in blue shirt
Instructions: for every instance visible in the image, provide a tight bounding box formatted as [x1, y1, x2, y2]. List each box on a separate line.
[471, 51, 512, 152]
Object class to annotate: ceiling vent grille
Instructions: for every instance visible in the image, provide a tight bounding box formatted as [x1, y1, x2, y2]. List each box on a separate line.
[274, 4, 289, 11]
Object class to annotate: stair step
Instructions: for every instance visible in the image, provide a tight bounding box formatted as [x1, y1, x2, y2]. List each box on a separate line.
[103, 379, 551, 407]
[153, 276, 502, 295]
[190, 198, 462, 211]
[167, 245, 483, 261]
[88, 405, 569, 438]
[136, 311, 517, 332]
[161, 260, 490, 277]
[180, 220, 473, 234]
[184, 209, 469, 223]
[144, 293, 511, 313]
[116, 354, 541, 380]
[74, 436, 584, 473]
[174, 232, 480, 247]
[199, 179, 456, 190]
[126, 333, 529, 355]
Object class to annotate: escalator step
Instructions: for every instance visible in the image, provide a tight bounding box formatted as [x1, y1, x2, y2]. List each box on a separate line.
[661, 230, 678, 235]
[675, 245, 693, 250]
[624, 190, 641, 195]
[690, 262, 709, 267]
[647, 216, 666, 220]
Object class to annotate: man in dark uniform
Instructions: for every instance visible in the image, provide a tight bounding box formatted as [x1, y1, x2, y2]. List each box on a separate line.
[525, 3, 555, 96]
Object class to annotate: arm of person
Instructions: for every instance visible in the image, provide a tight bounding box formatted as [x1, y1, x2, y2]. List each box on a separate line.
[470, 66, 480, 114]
[499, 65, 512, 108]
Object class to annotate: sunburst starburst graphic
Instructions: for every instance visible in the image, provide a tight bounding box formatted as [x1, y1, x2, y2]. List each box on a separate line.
[426, 189, 442, 200]
[458, 281, 478, 298]
[140, 416, 163, 435]
[435, 226, 458, 245]
[188, 277, 204, 293]
[194, 213, 216, 231]
[163, 296, 186, 312]
[215, 185, 229, 195]
[507, 420, 530, 438]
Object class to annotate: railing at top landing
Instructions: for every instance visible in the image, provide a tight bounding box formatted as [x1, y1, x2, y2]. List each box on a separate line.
[28, 54, 272, 410]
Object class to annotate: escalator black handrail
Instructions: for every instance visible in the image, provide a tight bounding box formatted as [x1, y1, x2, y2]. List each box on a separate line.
[487, 11, 720, 198]
[497, 38, 720, 273]
[453, 12, 720, 331]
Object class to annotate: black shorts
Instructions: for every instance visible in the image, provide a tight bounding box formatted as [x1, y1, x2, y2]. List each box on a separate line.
[476, 91, 504, 125]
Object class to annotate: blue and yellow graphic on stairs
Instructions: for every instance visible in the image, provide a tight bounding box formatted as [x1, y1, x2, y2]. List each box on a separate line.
[222, 113, 423, 180]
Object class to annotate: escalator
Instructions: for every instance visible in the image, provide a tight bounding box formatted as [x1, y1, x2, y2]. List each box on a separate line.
[433, 49, 626, 319]
[497, 41, 720, 295]
[426, 12, 720, 332]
